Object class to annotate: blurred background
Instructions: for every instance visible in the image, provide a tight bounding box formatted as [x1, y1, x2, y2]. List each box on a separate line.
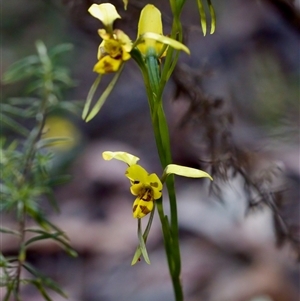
[1, 0, 300, 300]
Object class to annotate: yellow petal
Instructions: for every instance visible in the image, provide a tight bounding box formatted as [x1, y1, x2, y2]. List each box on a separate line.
[103, 39, 123, 58]
[130, 182, 144, 196]
[93, 56, 122, 74]
[102, 151, 140, 165]
[138, 5, 162, 36]
[132, 196, 154, 218]
[88, 3, 121, 27]
[137, 4, 163, 55]
[146, 173, 162, 199]
[114, 29, 133, 53]
[141, 32, 190, 55]
[122, 51, 131, 61]
[97, 41, 105, 59]
[125, 164, 148, 183]
[98, 29, 110, 40]
[164, 164, 213, 180]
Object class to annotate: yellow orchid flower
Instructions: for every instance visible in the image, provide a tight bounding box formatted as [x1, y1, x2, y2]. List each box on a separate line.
[102, 151, 212, 219]
[126, 164, 163, 218]
[103, 151, 162, 218]
[136, 4, 190, 57]
[88, 3, 132, 74]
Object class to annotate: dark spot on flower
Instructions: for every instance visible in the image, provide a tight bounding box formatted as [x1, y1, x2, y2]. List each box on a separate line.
[141, 190, 152, 202]
[103, 60, 114, 73]
[133, 181, 140, 184]
[133, 205, 138, 213]
[139, 205, 150, 215]
[150, 182, 158, 188]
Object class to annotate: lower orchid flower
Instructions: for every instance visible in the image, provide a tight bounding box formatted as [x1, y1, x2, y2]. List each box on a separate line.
[102, 151, 212, 219]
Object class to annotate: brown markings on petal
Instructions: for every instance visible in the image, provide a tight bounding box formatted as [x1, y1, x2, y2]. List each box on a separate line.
[103, 60, 114, 73]
[141, 190, 152, 202]
[125, 171, 129, 174]
[150, 182, 158, 188]
[133, 205, 138, 213]
[139, 205, 150, 215]
[133, 181, 140, 184]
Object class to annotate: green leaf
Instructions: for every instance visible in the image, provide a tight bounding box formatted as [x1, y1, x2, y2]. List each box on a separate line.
[23, 262, 68, 298]
[49, 43, 73, 58]
[0, 113, 30, 136]
[197, 0, 207, 36]
[1, 103, 30, 118]
[36, 137, 73, 149]
[7, 97, 40, 106]
[36, 40, 51, 70]
[31, 279, 54, 301]
[24, 224, 77, 258]
[2, 55, 40, 84]
[25, 233, 60, 246]
[207, 0, 216, 34]
[53, 68, 74, 86]
[0, 227, 20, 236]
[0, 183, 11, 196]
[25, 79, 44, 95]
[44, 189, 60, 213]
[56, 100, 83, 115]
[3, 281, 15, 301]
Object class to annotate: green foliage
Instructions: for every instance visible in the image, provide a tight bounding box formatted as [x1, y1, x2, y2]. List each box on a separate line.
[1, 41, 78, 301]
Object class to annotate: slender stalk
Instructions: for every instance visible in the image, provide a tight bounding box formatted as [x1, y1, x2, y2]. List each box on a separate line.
[133, 47, 184, 301]
[146, 55, 183, 301]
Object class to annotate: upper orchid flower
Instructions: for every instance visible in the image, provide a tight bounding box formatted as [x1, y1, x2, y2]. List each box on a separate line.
[103, 151, 212, 219]
[88, 3, 132, 74]
[136, 4, 190, 58]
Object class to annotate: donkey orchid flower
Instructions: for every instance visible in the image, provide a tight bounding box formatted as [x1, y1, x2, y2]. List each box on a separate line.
[103, 151, 162, 218]
[137, 4, 190, 57]
[102, 151, 212, 219]
[88, 3, 132, 74]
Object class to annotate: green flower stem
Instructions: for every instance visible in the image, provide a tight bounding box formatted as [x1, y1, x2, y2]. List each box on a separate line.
[131, 48, 183, 300]
[145, 55, 183, 301]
